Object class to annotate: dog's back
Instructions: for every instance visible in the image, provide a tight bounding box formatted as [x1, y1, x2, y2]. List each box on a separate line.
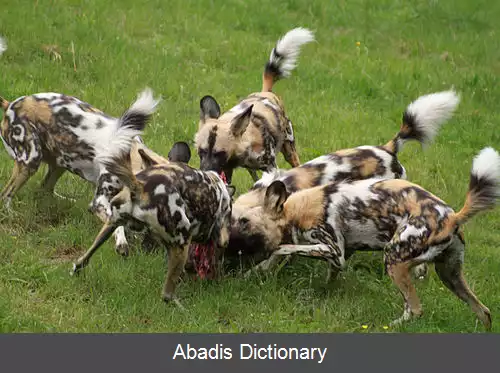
[1, 93, 118, 183]
[135, 163, 232, 245]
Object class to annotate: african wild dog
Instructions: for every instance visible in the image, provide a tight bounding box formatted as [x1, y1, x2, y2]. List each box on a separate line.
[0, 82, 159, 255]
[226, 90, 460, 279]
[90, 137, 192, 256]
[231, 147, 500, 329]
[70, 100, 233, 304]
[194, 28, 315, 185]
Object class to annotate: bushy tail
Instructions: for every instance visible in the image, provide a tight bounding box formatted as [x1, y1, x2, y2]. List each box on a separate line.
[0, 36, 10, 111]
[262, 28, 315, 92]
[383, 90, 460, 154]
[453, 147, 500, 225]
[98, 88, 160, 196]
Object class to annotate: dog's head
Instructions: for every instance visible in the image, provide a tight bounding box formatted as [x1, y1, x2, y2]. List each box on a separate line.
[89, 172, 123, 222]
[194, 95, 254, 175]
[225, 180, 290, 262]
[90, 142, 192, 222]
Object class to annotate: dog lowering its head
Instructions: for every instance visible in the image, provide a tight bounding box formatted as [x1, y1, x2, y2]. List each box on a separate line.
[0, 85, 160, 255]
[71, 107, 233, 304]
[194, 28, 315, 184]
[226, 89, 461, 278]
[232, 147, 500, 330]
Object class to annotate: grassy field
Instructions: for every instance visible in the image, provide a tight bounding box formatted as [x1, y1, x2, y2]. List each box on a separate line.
[1, 0, 500, 333]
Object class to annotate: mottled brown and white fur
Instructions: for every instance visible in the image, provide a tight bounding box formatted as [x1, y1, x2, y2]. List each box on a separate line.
[194, 28, 314, 184]
[70, 103, 233, 304]
[0, 82, 160, 255]
[231, 147, 500, 329]
[227, 90, 460, 280]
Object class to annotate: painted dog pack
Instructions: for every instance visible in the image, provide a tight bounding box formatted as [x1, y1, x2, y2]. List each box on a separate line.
[226, 89, 460, 278]
[70, 91, 233, 303]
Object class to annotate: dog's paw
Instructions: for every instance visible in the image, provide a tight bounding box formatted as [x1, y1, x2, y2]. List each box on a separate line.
[69, 263, 80, 277]
[162, 293, 185, 310]
[115, 243, 129, 257]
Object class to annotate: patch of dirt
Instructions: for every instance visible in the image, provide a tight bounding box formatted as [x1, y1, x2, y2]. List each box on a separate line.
[46, 245, 85, 264]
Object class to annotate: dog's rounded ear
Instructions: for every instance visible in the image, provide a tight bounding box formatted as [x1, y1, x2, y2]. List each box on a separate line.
[200, 95, 221, 124]
[168, 141, 191, 164]
[230, 105, 253, 138]
[264, 180, 288, 214]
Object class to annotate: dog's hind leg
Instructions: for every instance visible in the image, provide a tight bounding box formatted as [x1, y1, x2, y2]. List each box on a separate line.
[162, 241, 190, 306]
[434, 236, 491, 330]
[281, 118, 300, 167]
[40, 162, 65, 192]
[40, 162, 74, 201]
[386, 260, 423, 327]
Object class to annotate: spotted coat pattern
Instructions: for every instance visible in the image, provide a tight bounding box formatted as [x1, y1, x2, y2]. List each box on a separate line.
[109, 163, 233, 250]
[195, 91, 300, 184]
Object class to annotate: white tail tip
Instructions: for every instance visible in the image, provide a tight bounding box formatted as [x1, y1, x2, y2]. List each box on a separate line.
[406, 89, 461, 144]
[270, 27, 315, 78]
[472, 147, 500, 183]
[130, 87, 161, 116]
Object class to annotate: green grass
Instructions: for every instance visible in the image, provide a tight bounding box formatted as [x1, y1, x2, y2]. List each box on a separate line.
[1, 0, 500, 333]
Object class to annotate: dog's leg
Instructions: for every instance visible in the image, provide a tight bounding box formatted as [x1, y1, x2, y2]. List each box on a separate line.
[281, 140, 300, 168]
[244, 253, 285, 278]
[325, 263, 340, 283]
[247, 169, 259, 182]
[434, 237, 491, 330]
[1, 161, 37, 208]
[325, 250, 355, 283]
[40, 162, 75, 201]
[245, 243, 344, 278]
[71, 222, 117, 275]
[41, 163, 65, 192]
[278, 243, 345, 267]
[162, 241, 190, 307]
[386, 260, 423, 327]
[113, 226, 129, 256]
[0, 161, 20, 203]
[162, 242, 190, 307]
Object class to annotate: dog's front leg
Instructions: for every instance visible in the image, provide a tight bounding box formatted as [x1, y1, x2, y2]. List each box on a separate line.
[162, 241, 190, 308]
[113, 226, 129, 256]
[71, 221, 117, 275]
[277, 243, 346, 268]
[244, 253, 287, 278]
